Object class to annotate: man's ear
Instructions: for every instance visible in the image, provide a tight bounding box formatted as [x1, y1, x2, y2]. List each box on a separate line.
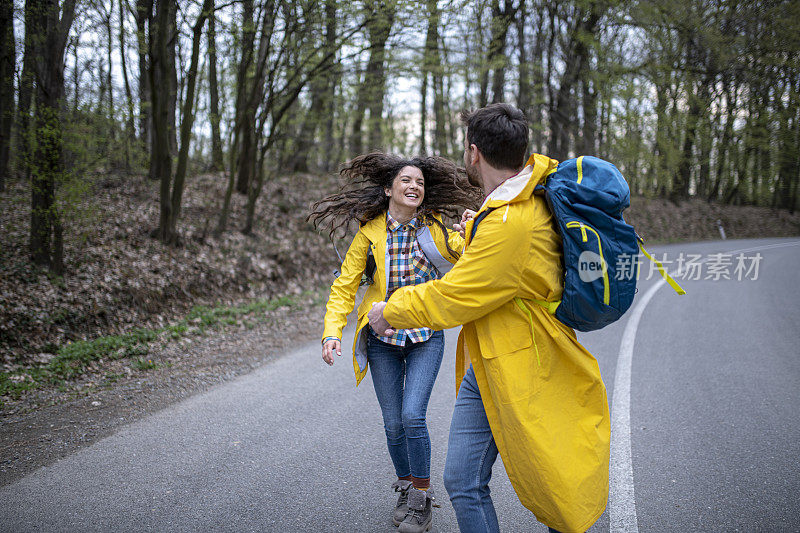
[469, 144, 480, 166]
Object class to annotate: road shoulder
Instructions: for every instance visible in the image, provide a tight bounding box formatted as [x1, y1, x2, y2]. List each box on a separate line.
[0, 301, 326, 487]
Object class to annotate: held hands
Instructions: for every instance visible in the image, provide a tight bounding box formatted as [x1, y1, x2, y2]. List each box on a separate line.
[368, 302, 395, 337]
[452, 209, 477, 238]
[322, 338, 341, 366]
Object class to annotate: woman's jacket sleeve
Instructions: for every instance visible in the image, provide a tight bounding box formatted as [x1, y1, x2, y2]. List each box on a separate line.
[447, 228, 465, 261]
[322, 230, 371, 341]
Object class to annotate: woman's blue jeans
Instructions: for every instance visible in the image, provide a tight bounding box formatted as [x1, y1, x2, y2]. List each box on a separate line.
[367, 330, 444, 479]
[443, 366, 561, 533]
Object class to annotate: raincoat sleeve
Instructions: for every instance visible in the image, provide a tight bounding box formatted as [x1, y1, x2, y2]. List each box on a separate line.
[384, 207, 529, 330]
[447, 229, 465, 261]
[322, 231, 370, 341]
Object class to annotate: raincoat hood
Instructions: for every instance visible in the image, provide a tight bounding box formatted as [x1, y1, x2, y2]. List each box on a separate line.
[480, 153, 557, 210]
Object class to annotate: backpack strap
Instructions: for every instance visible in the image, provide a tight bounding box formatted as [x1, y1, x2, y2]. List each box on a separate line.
[468, 207, 497, 242]
[331, 237, 343, 278]
[638, 242, 686, 295]
[416, 224, 453, 276]
[331, 235, 375, 285]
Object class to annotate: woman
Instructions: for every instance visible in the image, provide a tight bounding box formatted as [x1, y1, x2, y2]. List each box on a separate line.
[308, 152, 480, 532]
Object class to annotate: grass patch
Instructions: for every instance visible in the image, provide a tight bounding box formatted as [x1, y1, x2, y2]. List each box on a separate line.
[49, 329, 158, 380]
[131, 358, 159, 371]
[105, 372, 124, 383]
[0, 290, 320, 404]
[182, 295, 296, 332]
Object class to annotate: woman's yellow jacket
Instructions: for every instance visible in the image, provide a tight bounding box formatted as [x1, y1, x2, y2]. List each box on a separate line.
[322, 212, 464, 385]
[383, 154, 611, 532]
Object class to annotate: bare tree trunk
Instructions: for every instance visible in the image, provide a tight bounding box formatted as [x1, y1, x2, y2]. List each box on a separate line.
[289, 2, 337, 171]
[549, 5, 603, 161]
[488, 0, 514, 104]
[321, 0, 337, 170]
[528, 3, 546, 154]
[233, 0, 255, 194]
[708, 83, 736, 202]
[0, 0, 14, 189]
[165, 0, 213, 243]
[652, 78, 670, 194]
[207, 1, 224, 171]
[516, 0, 530, 117]
[476, 5, 488, 108]
[674, 81, 701, 202]
[243, 116, 267, 236]
[425, 0, 446, 155]
[432, 64, 447, 155]
[351, 1, 395, 154]
[581, 75, 597, 155]
[758, 96, 772, 207]
[29, 0, 77, 274]
[71, 36, 78, 111]
[543, 4, 556, 154]
[150, 0, 175, 240]
[134, 0, 151, 150]
[420, 64, 428, 155]
[167, 1, 177, 158]
[366, 3, 394, 151]
[349, 66, 366, 156]
[119, 0, 136, 170]
[693, 69, 714, 200]
[105, 4, 116, 151]
[776, 75, 799, 210]
[420, 0, 436, 154]
[16, 0, 36, 180]
[216, 0, 276, 235]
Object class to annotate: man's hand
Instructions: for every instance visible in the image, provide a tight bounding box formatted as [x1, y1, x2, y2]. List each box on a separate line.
[322, 338, 341, 366]
[368, 302, 396, 336]
[452, 209, 477, 238]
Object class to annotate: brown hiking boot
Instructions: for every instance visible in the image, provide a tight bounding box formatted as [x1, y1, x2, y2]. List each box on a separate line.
[391, 479, 413, 526]
[398, 487, 439, 533]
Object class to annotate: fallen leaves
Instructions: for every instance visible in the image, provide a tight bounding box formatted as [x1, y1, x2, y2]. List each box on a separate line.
[0, 169, 342, 371]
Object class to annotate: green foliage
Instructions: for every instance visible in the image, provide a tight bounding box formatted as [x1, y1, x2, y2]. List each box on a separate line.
[0, 291, 317, 404]
[47, 329, 157, 380]
[131, 358, 159, 371]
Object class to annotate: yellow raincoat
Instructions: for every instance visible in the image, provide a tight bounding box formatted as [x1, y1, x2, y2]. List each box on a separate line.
[322, 212, 464, 385]
[383, 154, 610, 532]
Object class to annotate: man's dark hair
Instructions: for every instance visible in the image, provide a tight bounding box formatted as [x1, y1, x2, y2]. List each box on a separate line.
[460, 103, 529, 170]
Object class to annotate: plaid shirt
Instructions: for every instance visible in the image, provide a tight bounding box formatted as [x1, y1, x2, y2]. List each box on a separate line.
[375, 213, 438, 346]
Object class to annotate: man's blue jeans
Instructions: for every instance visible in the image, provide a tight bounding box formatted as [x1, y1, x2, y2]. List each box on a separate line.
[444, 366, 561, 533]
[367, 330, 445, 479]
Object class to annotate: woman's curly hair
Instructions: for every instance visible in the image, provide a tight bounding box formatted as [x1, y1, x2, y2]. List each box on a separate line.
[308, 152, 483, 259]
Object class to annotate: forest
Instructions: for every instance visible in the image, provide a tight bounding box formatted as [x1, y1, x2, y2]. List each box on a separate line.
[1, 0, 799, 275]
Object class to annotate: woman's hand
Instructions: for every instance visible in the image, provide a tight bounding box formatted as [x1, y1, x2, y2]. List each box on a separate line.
[452, 209, 477, 238]
[322, 338, 341, 366]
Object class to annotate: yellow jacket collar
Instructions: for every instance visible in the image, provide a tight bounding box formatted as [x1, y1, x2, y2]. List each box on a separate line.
[481, 153, 558, 210]
[360, 212, 387, 241]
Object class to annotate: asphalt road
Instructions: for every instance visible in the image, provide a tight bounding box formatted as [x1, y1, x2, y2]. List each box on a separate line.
[1, 237, 799, 532]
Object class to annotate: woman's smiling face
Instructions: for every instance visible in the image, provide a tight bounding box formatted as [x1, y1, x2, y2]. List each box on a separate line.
[385, 165, 425, 212]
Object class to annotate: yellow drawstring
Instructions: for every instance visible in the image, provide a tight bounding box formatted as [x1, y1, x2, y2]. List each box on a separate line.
[514, 297, 540, 366]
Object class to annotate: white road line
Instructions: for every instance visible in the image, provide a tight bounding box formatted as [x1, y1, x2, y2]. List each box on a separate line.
[609, 277, 663, 533]
[608, 239, 800, 533]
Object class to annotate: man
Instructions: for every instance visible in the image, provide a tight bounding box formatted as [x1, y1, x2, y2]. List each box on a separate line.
[368, 103, 610, 533]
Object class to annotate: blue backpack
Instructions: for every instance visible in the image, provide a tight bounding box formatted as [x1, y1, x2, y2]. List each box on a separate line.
[471, 155, 684, 332]
[537, 156, 685, 331]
